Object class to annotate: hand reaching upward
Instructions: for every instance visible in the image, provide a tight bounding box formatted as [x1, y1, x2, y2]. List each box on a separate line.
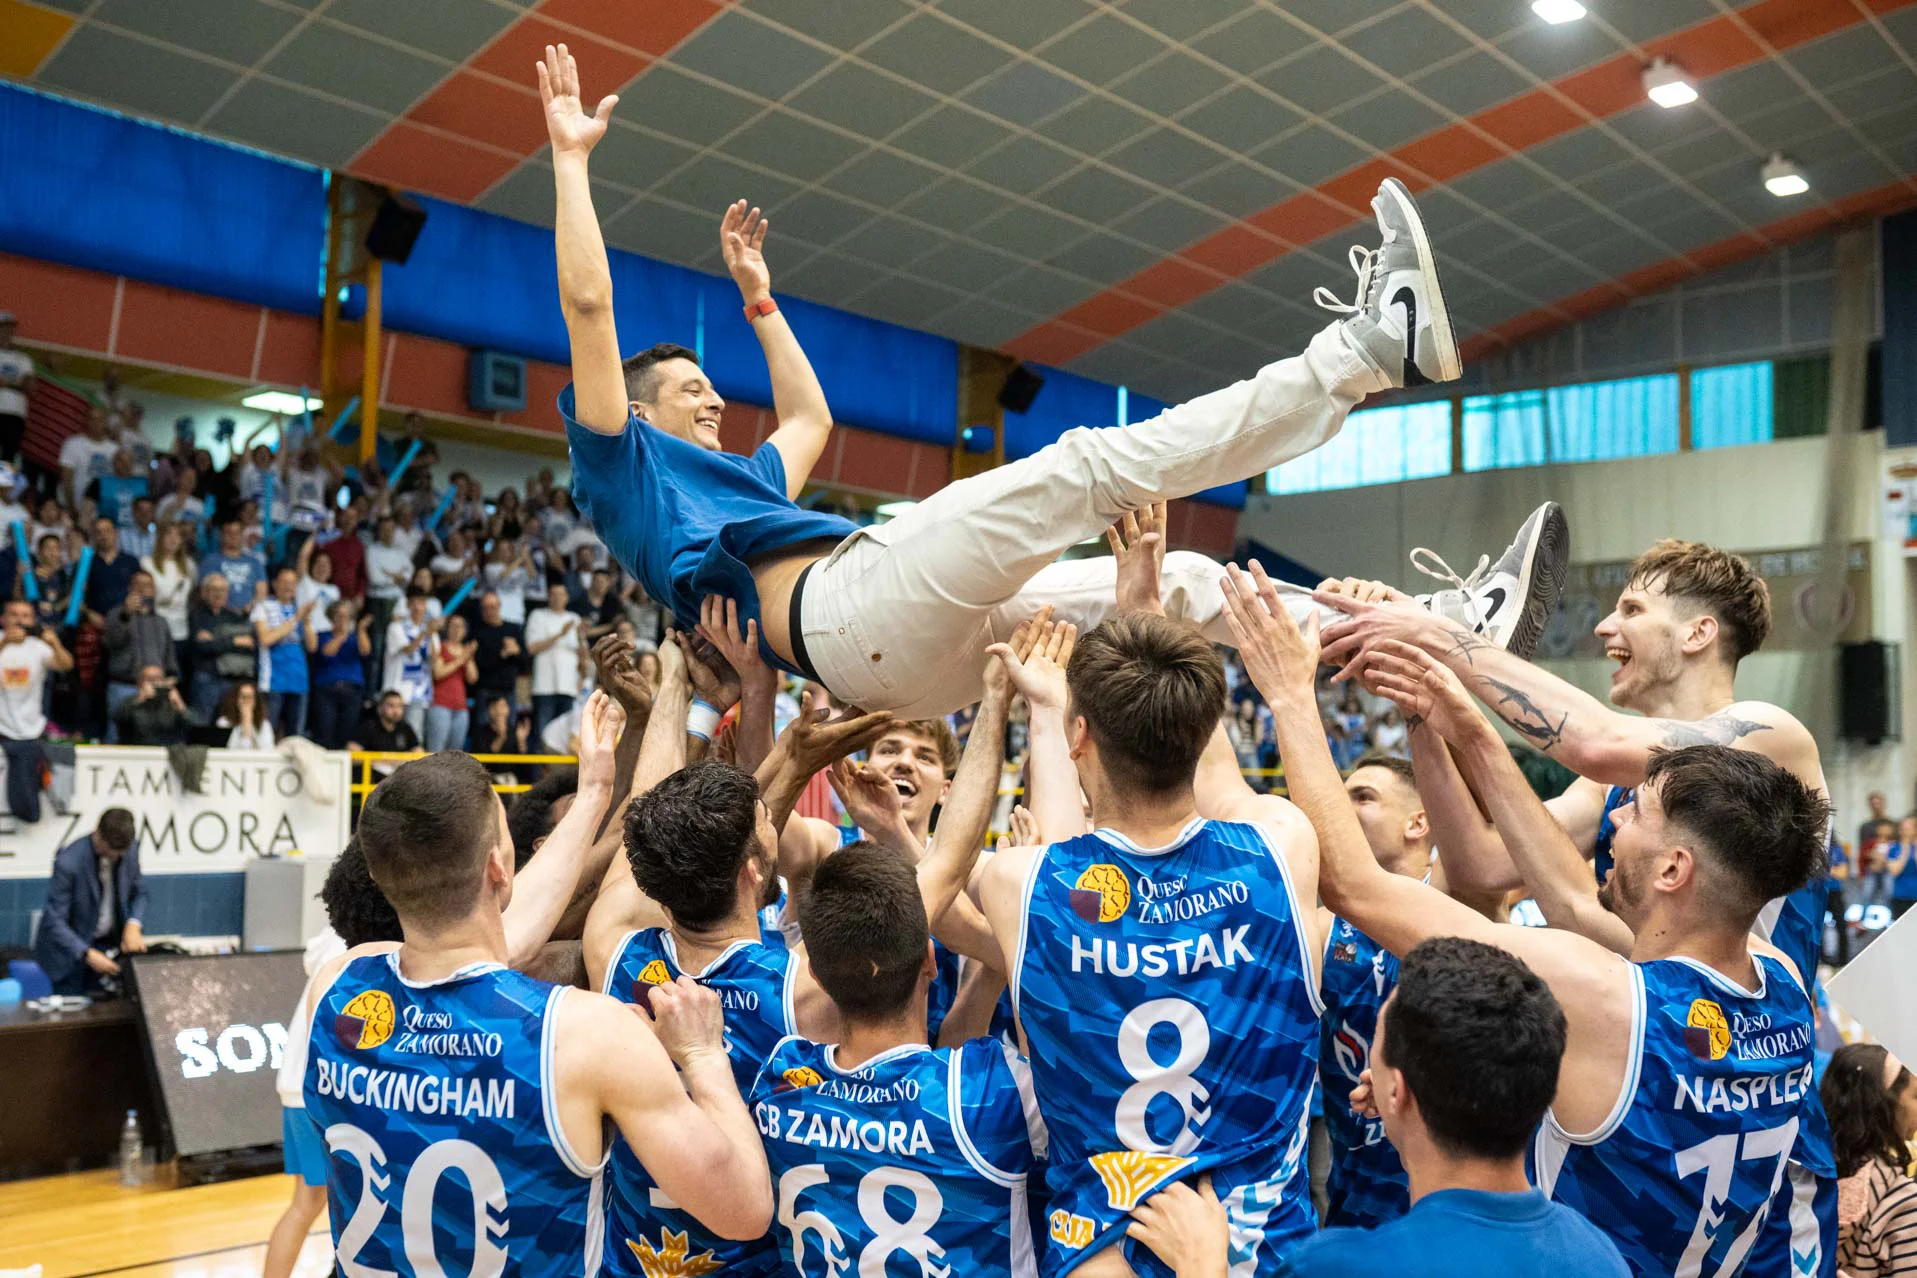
[537, 43, 616, 157]
[721, 201, 772, 305]
[1107, 502, 1168, 618]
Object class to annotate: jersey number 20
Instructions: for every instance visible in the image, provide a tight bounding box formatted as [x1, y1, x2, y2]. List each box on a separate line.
[326, 1122, 509, 1278]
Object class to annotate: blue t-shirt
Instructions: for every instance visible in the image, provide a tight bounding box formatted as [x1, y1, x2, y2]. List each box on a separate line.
[1277, 1188, 1628, 1278]
[95, 475, 148, 524]
[201, 550, 266, 603]
[312, 630, 365, 687]
[561, 386, 856, 673]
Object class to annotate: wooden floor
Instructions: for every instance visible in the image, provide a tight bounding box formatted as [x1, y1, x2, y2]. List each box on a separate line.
[0, 1168, 331, 1278]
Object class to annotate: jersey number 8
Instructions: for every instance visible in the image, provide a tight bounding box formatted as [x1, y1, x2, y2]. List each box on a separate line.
[778, 1163, 950, 1278]
[1116, 998, 1212, 1156]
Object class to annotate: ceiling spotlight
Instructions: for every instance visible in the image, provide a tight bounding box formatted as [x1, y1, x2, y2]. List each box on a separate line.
[1531, 0, 1587, 23]
[1762, 153, 1809, 197]
[1643, 57, 1697, 108]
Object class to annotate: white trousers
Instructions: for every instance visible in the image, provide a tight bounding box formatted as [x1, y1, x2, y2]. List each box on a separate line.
[799, 323, 1384, 717]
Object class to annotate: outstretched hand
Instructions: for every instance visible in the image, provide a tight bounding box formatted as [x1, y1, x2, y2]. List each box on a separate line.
[537, 43, 616, 157]
[826, 757, 911, 845]
[1219, 561, 1318, 702]
[1355, 639, 1485, 743]
[987, 615, 1076, 712]
[783, 705, 896, 777]
[720, 200, 772, 303]
[591, 633, 652, 720]
[983, 606, 1050, 704]
[1108, 502, 1168, 617]
[697, 596, 775, 698]
[575, 689, 624, 789]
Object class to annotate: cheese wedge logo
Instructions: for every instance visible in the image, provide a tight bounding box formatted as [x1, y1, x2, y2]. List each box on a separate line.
[632, 959, 672, 1011]
[1071, 864, 1131, 924]
[780, 1066, 824, 1091]
[1685, 998, 1731, 1061]
[334, 989, 395, 1051]
[1089, 1151, 1195, 1211]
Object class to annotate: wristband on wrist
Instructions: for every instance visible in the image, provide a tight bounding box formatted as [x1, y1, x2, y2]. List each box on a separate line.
[743, 297, 778, 322]
[686, 699, 721, 741]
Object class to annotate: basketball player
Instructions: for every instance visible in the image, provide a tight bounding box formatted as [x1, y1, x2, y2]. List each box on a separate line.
[956, 613, 1324, 1278]
[302, 704, 774, 1274]
[1319, 539, 1839, 1272]
[536, 43, 1567, 719]
[580, 630, 1011, 1276]
[1223, 561, 1828, 1277]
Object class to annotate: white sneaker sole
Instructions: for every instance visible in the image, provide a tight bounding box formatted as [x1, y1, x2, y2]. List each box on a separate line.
[1378, 177, 1461, 382]
[1498, 503, 1570, 661]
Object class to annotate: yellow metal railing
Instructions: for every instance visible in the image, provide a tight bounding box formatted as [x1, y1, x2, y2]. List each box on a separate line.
[350, 752, 578, 797]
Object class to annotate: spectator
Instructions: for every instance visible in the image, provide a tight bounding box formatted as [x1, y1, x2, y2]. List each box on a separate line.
[1821, 1043, 1917, 1275]
[1891, 816, 1917, 922]
[82, 517, 138, 621]
[252, 567, 316, 739]
[215, 679, 275, 751]
[119, 494, 157, 561]
[429, 528, 478, 593]
[315, 502, 366, 603]
[27, 531, 70, 631]
[489, 486, 523, 541]
[142, 520, 196, 644]
[348, 688, 421, 757]
[87, 449, 148, 525]
[364, 513, 412, 634]
[201, 517, 266, 605]
[1860, 792, 1891, 852]
[0, 310, 33, 465]
[469, 590, 525, 717]
[470, 693, 536, 762]
[577, 566, 622, 641]
[540, 486, 581, 549]
[426, 613, 477, 753]
[406, 565, 443, 622]
[0, 601, 73, 823]
[0, 466, 31, 530]
[295, 538, 341, 636]
[186, 573, 255, 718]
[1227, 698, 1261, 777]
[113, 663, 199, 747]
[30, 493, 70, 552]
[281, 444, 337, 535]
[154, 463, 206, 534]
[381, 589, 434, 740]
[483, 536, 535, 624]
[308, 601, 369, 750]
[525, 580, 584, 743]
[58, 406, 117, 511]
[1372, 707, 1410, 758]
[102, 569, 175, 743]
[30, 808, 144, 996]
[1861, 818, 1899, 917]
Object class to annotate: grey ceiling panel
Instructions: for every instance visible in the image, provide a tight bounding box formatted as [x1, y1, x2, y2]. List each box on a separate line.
[1254, 41, 1385, 115]
[742, 0, 915, 50]
[325, 0, 514, 63]
[963, 60, 1083, 128]
[1178, 84, 1303, 156]
[671, 12, 836, 101]
[1108, 51, 1235, 118]
[962, 134, 1081, 195]
[1251, 125, 1371, 187]
[1039, 14, 1167, 83]
[862, 17, 1005, 94]
[1339, 7, 1471, 79]
[40, 24, 238, 123]
[1038, 96, 1159, 157]
[785, 64, 942, 139]
[934, 0, 1098, 49]
[1043, 165, 1159, 223]
[1189, 7, 1315, 76]
[1409, 49, 1533, 118]
[1112, 196, 1233, 253]
[90, 0, 303, 67]
[609, 65, 761, 149]
[898, 178, 1007, 234]
[204, 78, 386, 169]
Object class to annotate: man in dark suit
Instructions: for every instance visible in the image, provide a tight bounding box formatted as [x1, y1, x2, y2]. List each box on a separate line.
[33, 807, 146, 995]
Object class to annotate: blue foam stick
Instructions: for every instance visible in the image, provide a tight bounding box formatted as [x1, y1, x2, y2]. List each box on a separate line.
[327, 396, 362, 443]
[442, 576, 478, 616]
[12, 522, 36, 602]
[65, 545, 93, 627]
[429, 484, 457, 530]
[391, 438, 423, 481]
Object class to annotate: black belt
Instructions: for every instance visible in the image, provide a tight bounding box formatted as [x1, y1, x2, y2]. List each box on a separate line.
[787, 560, 822, 684]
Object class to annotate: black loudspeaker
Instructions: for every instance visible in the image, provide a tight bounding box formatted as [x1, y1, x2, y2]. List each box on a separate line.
[1839, 640, 1900, 744]
[997, 363, 1045, 414]
[365, 192, 428, 264]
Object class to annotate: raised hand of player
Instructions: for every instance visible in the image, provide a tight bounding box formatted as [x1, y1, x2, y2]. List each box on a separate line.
[720, 201, 772, 304]
[783, 705, 895, 778]
[997, 803, 1039, 851]
[590, 633, 652, 720]
[698, 595, 775, 699]
[1108, 502, 1168, 617]
[643, 975, 727, 1070]
[682, 632, 742, 712]
[657, 629, 689, 691]
[827, 757, 912, 847]
[1316, 588, 1445, 676]
[983, 606, 1049, 705]
[1220, 561, 1317, 704]
[1126, 1177, 1228, 1278]
[536, 43, 616, 157]
[575, 689, 624, 791]
[987, 615, 1076, 712]
[1315, 576, 1411, 606]
[1356, 639, 1485, 744]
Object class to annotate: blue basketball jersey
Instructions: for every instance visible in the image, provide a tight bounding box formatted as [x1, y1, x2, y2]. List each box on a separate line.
[750, 1035, 1040, 1278]
[760, 876, 801, 950]
[305, 953, 604, 1278]
[1013, 819, 1323, 1276]
[1318, 917, 1410, 1228]
[1591, 784, 1633, 886]
[1533, 954, 1817, 1277]
[599, 928, 796, 1278]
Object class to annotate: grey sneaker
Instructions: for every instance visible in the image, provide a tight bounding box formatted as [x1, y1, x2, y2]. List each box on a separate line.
[1315, 177, 1461, 386]
[1412, 502, 1570, 659]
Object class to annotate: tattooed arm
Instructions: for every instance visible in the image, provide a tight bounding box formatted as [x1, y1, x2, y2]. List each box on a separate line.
[1319, 596, 1818, 789]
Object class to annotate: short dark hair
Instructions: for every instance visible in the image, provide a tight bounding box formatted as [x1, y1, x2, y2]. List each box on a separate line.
[1066, 615, 1226, 792]
[96, 808, 136, 851]
[1628, 539, 1772, 664]
[1381, 937, 1567, 1160]
[1349, 753, 1419, 791]
[1821, 1042, 1914, 1178]
[797, 842, 927, 1022]
[508, 767, 577, 870]
[622, 343, 701, 404]
[320, 837, 403, 948]
[1646, 745, 1829, 915]
[624, 762, 759, 929]
[357, 752, 499, 927]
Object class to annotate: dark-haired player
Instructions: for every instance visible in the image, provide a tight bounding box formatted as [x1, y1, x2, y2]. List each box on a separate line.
[1228, 562, 1829, 1278]
[538, 43, 1566, 719]
[302, 696, 774, 1274]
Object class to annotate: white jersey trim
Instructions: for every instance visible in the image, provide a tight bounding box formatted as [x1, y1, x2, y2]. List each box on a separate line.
[1665, 953, 1768, 1000]
[543, 985, 612, 1179]
[1008, 847, 1047, 1031]
[1001, 1038, 1050, 1162]
[383, 951, 505, 988]
[824, 1041, 929, 1074]
[780, 943, 800, 1037]
[583, 1167, 606, 1278]
[1248, 821, 1327, 1019]
[660, 930, 760, 979]
[601, 928, 641, 996]
[1543, 962, 1645, 1147]
[1091, 817, 1208, 858]
[947, 1049, 1025, 1190]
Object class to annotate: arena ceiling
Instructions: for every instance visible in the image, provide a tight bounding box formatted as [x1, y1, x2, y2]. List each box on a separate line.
[6, 0, 1917, 404]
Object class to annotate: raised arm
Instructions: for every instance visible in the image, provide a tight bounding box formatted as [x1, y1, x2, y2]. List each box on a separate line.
[539, 43, 627, 435]
[502, 690, 620, 966]
[697, 595, 777, 776]
[721, 203, 833, 496]
[1362, 641, 1635, 956]
[916, 640, 1020, 965]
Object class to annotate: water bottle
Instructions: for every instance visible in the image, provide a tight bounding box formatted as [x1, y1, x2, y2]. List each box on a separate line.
[118, 1109, 143, 1187]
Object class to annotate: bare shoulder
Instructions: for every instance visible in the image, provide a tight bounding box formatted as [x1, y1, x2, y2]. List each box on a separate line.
[308, 941, 400, 1008]
[1656, 701, 1819, 766]
[1748, 933, 1809, 996]
[981, 844, 1041, 899]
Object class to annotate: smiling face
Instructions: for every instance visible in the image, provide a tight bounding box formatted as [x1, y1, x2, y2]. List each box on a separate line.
[1594, 579, 1693, 712]
[634, 356, 725, 451]
[867, 724, 954, 833]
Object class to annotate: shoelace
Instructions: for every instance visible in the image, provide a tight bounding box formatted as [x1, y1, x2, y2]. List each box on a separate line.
[1312, 244, 1378, 316]
[1410, 547, 1492, 632]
